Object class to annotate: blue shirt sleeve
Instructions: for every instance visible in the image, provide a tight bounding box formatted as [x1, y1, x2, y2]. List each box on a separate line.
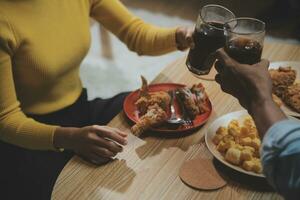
[261, 119, 300, 199]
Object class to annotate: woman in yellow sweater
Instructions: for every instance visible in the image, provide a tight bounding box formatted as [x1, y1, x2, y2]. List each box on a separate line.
[0, 0, 193, 199]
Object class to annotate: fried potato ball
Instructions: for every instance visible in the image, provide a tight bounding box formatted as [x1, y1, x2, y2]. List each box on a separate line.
[213, 117, 262, 174]
[225, 147, 241, 165]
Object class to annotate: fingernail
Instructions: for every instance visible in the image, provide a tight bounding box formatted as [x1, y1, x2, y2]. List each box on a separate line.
[121, 132, 128, 136]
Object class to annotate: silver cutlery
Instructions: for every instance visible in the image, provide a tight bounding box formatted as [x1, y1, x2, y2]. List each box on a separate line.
[167, 90, 185, 125]
[175, 90, 193, 126]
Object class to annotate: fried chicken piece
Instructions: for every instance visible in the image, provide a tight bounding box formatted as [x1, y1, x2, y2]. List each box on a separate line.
[283, 83, 300, 112]
[131, 104, 168, 136]
[176, 88, 199, 119]
[269, 66, 296, 98]
[269, 66, 296, 87]
[132, 76, 171, 135]
[191, 83, 210, 113]
[135, 76, 170, 115]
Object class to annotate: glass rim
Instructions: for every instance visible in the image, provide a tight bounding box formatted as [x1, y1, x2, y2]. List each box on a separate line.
[200, 4, 235, 31]
[224, 17, 266, 35]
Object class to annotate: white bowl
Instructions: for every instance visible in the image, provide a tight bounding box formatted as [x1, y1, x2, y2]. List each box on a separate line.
[205, 110, 265, 178]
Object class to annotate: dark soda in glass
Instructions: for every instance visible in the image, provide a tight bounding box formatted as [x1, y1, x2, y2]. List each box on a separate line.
[186, 22, 225, 75]
[225, 38, 263, 65]
[224, 18, 265, 65]
[186, 5, 235, 77]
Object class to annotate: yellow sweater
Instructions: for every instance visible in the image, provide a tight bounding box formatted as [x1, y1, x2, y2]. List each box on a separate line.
[0, 0, 177, 150]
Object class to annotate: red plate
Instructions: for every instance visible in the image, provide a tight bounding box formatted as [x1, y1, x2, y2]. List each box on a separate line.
[123, 83, 212, 133]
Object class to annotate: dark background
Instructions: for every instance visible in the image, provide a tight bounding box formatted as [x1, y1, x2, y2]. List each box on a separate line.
[122, 0, 300, 41]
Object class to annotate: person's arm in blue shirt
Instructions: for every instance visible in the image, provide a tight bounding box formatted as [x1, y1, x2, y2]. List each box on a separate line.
[212, 48, 300, 199]
[262, 119, 300, 199]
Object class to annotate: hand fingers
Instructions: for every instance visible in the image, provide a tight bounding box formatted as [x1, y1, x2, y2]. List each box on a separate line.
[203, 53, 217, 71]
[215, 73, 222, 84]
[92, 126, 127, 145]
[214, 48, 250, 77]
[185, 28, 195, 49]
[215, 73, 228, 92]
[220, 82, 235, 95]
[111, 127, 128, 138]
[90, 154, 111, 165]
[90, 135, 123, 153]
[214, 60, 223, 73]
[205, 48, 237, 73]
[76, 151, 111, 165]
[256, 59, 270, 70]
[215, 48, 237, 68]
[215, 59, 232, 79]
[215, 73, 226, 91]
[215, 73, 234, 95]
[92, 146, 116, 158]
[186, 36, 195, 49]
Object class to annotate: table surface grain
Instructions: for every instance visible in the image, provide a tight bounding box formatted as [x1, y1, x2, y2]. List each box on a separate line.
[52, 42, 300, 200]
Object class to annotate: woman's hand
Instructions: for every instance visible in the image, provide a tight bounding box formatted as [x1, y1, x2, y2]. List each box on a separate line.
[175, 26, 195, 51]
[54, 125, 128, 165]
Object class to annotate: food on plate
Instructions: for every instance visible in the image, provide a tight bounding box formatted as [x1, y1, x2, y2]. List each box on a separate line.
[225, 147, 241, 165]
[131, 76, 170, 136]
[283, 83, 300, 112]
[176, 88, 200, 119]
[269, 66, 296, 98]
[212, 116, 262, 174]
[242, 158, 261, 173]
[131, 104, 168, 136]
[191, 83, 210, 113]
[176, 83, 210, 119]
[130, 77, 210, 135]
[269, 66, 300, 113]
[135, 76, 171, 115]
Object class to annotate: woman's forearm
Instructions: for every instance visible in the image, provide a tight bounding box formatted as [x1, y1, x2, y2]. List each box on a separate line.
[90, 0, 177, 55]
[119, 22, 177, 55]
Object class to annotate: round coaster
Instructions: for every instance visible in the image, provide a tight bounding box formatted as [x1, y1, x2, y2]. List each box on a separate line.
[179, 158, 227, 190]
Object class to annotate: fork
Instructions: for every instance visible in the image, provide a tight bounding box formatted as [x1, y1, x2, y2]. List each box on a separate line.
[166, 90, 185, 125]
[175, 90, 193, 126]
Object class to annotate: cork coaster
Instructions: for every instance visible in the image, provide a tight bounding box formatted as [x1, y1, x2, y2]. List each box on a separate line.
[179, 158, 227, 190]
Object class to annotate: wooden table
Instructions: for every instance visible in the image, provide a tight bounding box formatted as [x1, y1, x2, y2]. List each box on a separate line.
[52, 42, 300, 200]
